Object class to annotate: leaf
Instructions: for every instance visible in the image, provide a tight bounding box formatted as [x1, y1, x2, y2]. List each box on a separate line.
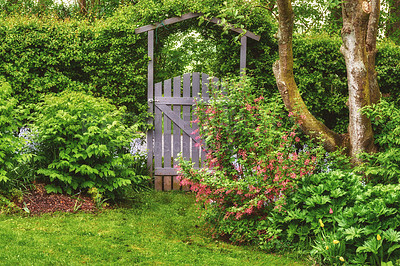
[45, 184, 62, 194]
[383, 228, 400, 243]
[356, 238, 382, 255]
[388, 244, 400, 257]
[343, 227, 365, 241]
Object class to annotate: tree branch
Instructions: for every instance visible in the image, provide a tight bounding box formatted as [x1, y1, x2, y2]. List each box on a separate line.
[273, 0, 345, 152]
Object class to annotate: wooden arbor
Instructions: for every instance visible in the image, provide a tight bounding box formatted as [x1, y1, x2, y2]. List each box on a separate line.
[135, 13, 260, 190]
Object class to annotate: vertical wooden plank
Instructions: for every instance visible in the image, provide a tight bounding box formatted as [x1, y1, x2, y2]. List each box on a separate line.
[172, 176, 181, 190]
[164, 176, 172, 191]
[147, 30, 154, 177]
[163, 79, 172, 169]
[154, 82, 162, 169]
[182, 73, 191, 161]
[173, 76, 181, 166]
[191, 73, 200, 168]
[202, 73, 210, 98]
[154, 176, 162, 191]
[201, 73, 209, 166]
[240, 36, 247, 75]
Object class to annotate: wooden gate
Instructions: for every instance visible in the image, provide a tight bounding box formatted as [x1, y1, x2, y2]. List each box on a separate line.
[151, 73, 216, 190]
[135, 12, 260, 190]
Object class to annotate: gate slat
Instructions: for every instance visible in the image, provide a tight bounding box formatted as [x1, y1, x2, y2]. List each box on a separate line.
[201, 73, 210, 165]
[173, 76, 181, 167]
[192, 72, 200, 168]
[154, 82, 163, 168]
[163, 79, 172, 169]
[182, 73, 191, 161]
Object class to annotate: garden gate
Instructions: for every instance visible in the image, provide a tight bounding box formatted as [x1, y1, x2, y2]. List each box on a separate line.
[135, 13, 260, 191]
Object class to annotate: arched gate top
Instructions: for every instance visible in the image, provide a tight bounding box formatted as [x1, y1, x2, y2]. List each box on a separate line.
[134, 12, 261, 41]
[135, 13, 260, 181]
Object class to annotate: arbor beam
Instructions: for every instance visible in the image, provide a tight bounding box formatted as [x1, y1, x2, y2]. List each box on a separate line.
[135, 12, 261, 41]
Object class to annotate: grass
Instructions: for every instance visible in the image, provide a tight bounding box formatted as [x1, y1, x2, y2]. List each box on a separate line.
[0, 191, 307, 265]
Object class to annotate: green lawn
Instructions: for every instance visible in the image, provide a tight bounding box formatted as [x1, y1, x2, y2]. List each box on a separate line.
[0, 192, 307, 265]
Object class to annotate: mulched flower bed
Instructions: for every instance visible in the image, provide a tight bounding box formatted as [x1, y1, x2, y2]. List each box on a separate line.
[15, 183, 97, 215]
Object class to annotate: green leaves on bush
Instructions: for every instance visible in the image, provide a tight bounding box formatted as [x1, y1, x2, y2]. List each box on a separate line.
[273, 169, 400, 264]
[177, 75, 325, 245]
[357, 99, 400, 184]
[0, 78, 25, 189]
[30, 90, 149, 197]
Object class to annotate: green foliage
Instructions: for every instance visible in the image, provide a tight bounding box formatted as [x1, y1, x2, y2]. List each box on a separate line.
[0, 14, 148, 121]
[272, 168, 400, 264]
[293, 35, 348, 133]
[271, 170, 361, 249]
[0, 78, 32, 193]
[357, 99, 400, 184]
[0, 1, 277, 124]
[177, 75, 325, 245]
[29, 90, 149, 198]
[1, 2, 400, 133]
[0, 79, 19, 185]
[292, 35, 400, 133]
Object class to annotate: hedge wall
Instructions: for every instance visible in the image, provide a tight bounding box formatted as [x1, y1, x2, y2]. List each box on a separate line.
[0, 2, 399, 132]
[293, 35, 400, 133]
[0, 1, 277, 123]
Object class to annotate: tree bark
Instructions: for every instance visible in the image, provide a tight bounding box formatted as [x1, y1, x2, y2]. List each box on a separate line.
[340, 0, 377, 162]
[273, 0, 345, 152]
[79, 0, 87, 15]
[273, 0, 380, 162]
[366, 0, 381, 105]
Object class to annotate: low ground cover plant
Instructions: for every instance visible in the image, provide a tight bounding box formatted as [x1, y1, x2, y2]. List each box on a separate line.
[177, 76, 400, 265]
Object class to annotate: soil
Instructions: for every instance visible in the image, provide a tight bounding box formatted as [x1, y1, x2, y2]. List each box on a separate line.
[14, 183, 98, 215]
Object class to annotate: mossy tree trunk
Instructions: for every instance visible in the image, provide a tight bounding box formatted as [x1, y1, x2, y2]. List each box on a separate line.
[273, 0, 381, 162]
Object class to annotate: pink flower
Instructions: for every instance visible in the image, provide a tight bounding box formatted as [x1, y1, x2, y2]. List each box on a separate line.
[288, 112, 294, 117]
[295, 137, 300, 142]
[254, 96, 264, 103]
[329, 208, 333, 214]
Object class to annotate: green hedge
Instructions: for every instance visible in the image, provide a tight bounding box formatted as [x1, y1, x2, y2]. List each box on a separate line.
[0, 4, 399, 131]
[0, 15, 148, 120]
[293, 35, 400, 133]
[0, 2, 277, 121]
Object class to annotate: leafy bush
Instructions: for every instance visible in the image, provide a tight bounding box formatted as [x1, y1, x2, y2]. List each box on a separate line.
[268, 168, 400, 265]
[270, 170, 361, 250]
[177, 75, 325, 244]
[0, 78, 30, 190]
[29, 90, 149, 198]
[357, 99, 400, 184]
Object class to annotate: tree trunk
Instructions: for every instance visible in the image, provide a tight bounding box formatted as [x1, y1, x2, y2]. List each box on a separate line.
[340, 0, 378, 162]
[273, 0, 345, 152]
[273, 0, 380, 162]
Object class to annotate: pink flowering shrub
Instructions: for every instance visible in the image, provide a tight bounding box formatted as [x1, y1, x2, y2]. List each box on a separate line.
[177, 75, 325, 244]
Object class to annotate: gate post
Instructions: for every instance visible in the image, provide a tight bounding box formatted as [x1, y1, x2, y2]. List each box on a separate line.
[240, 35, 247, 74]
[147, 30, 154, 177]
